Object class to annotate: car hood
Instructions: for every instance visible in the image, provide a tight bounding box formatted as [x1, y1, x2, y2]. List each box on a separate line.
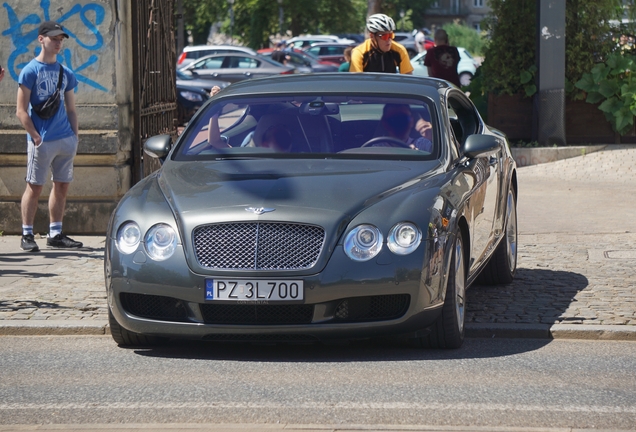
[158, 158, 440, 227]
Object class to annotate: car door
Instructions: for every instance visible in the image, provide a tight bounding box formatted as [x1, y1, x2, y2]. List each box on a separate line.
[215, 55, 263, 82]
[447, 92, 501, 272]
[323, 46, 346, 64]
[187, 56, 226, 80]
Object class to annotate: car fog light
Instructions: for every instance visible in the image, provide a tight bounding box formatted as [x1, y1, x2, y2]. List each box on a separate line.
[388, 222, 422, 255]
[145, 223, 178, 261]
[116, 222, 141, 254]
[335, 300, 349, 319]
[344, 224, 383, 262]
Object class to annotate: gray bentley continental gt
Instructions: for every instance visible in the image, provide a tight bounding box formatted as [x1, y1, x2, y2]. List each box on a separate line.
[105, 73, 518, 349]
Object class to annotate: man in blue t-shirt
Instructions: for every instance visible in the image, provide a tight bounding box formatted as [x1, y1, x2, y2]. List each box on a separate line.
[16, 21, 82, 251]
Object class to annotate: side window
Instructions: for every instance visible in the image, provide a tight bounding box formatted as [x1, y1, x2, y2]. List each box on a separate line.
[202, 57, 224, 69]
[307, 47, 320, 56]
[447, 93, 480, 147]
[232, 57, 259, 68]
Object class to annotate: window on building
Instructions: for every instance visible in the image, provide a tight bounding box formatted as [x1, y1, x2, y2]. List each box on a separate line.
[474, 0, 484, 7]
[452, 0, 460, 14]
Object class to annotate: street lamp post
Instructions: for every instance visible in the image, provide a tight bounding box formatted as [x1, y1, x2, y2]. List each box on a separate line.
[277, 0, 284, 37]
[227, 0, 235, 45]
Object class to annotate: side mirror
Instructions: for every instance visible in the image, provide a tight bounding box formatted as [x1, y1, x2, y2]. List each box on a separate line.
[144, 134, 172, 159]
[461, 134, 501, 158]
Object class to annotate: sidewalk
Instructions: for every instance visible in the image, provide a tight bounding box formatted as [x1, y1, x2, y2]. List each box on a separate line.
[1, 145, 635, 340]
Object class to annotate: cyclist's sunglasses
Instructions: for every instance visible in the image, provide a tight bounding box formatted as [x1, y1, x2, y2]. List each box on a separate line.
[374, 32, 394, 41]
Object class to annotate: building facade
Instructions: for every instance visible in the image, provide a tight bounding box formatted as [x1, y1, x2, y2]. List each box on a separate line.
[424, 0, 491, 32]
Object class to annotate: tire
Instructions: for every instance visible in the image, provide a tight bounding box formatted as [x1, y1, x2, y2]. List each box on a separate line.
[412, 229, 466, 349]
[459, 72, 473, 87]
[476, 188, 518, 285]
[108, 308, 167, 347]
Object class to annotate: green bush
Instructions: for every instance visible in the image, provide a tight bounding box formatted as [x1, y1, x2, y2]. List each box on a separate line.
[480, 0, 627, 98]
[442, 23, 486, 57]
[575, 52, 636, 135]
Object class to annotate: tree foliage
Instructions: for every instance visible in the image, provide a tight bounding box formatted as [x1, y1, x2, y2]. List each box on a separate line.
[480, 0, 636, 97]
[442, 23, 486, 57]
[180, 0, 435, 49]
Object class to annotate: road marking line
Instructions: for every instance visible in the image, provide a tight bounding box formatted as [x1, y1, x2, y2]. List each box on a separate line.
[1, 402, 635, 413]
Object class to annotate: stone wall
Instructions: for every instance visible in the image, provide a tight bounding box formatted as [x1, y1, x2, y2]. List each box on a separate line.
[0, 0, 134, 235]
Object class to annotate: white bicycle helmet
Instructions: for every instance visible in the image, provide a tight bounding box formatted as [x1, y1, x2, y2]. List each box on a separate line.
[366, 13, 396, 33]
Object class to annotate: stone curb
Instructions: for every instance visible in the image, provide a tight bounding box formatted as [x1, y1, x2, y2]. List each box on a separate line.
[510, 144, 607, 167]
[1, 321, 635, 341]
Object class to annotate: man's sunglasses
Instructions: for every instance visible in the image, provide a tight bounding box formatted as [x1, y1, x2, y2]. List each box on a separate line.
[374, 32, 394, 41]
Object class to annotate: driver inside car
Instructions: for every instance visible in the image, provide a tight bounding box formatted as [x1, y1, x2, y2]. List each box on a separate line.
[380, 103, 433, 152]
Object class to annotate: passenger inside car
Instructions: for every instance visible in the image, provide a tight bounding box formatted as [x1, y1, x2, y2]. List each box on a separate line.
[380, 103, 433, 152]
[259, 124, 293, 152]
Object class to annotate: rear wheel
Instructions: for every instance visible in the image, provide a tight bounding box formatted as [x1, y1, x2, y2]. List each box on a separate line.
[412, 229, 466, 349]
[108, 308, 167, 347]
[477, 188, 518, 285]
[459, 72, 473, 87]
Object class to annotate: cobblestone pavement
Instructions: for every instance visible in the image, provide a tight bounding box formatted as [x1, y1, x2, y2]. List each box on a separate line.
[1, 145, 635, 337]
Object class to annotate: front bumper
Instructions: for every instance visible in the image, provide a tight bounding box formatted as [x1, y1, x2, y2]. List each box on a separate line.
[105, 240, 446, 342]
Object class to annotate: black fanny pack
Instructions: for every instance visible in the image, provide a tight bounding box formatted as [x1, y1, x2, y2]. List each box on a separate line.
[32, 64, 63, 120]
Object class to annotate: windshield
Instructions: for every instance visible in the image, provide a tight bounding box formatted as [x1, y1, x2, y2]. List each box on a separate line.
[173, 95, 438, 161]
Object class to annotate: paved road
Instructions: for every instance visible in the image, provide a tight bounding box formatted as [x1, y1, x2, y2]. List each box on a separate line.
[1, 337, 635, 430]
[1, 145, 635, 339]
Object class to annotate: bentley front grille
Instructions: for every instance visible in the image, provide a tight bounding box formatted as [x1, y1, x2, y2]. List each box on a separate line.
[193, 222, 325, 270]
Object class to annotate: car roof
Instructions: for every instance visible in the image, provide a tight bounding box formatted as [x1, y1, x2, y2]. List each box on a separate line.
[188, 52, 285, 67]
[214, 73, 449, 99]
[308, 42, 356, 47]
[182, 45, 256, 54]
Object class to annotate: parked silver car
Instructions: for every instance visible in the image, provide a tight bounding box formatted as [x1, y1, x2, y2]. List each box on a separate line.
[179, 52, 295, 83]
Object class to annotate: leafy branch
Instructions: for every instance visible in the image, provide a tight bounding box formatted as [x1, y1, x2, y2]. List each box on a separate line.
[575, 52, 636, 135]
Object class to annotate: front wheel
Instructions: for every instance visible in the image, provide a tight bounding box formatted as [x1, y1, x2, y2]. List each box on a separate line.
[477, 188, 518, 285]
[412, 229, 466, 349]
[108, 308, 167, 347]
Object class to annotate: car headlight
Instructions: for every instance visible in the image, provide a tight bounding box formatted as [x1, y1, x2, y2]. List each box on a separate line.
[387, 222, 422, 255]
[180, 90, 205, 102]
[144, 223, 178, 261]
[116, 222, 141, 254]
[344, 224, 383, 262]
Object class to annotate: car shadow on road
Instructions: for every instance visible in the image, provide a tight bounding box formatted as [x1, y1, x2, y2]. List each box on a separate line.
[131, 337, 551, 362]
[129, 269, 586, 362]
[467, 268, 588, 325]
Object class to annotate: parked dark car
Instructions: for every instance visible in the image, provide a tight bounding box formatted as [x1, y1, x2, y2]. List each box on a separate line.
[106, 73, 518, 349]
[175, 70, 230, 125]
[304, 42, 356, 64]
[258, 48, 339, 73]
[178, 52, 295, 83]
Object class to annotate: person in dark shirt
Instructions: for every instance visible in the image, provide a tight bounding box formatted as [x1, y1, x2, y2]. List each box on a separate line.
[271, 42, 288, 65]
[349, 13, 413, 74]
[423, 28, 461, 87]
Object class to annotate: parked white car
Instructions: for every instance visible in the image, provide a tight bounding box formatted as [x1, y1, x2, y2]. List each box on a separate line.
[177, 45, 257, 68]
[410, 47, 478, 86]
[286, 35, 356, 50]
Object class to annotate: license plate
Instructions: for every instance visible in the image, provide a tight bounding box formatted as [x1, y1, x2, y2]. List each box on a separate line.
[205, 279, 304, 301]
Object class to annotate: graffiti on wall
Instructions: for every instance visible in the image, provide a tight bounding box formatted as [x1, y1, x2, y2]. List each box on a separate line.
[2, 0, 107, 91]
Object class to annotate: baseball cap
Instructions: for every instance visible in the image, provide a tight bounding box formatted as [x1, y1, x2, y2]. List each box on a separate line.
[38, 21, 69, 38]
